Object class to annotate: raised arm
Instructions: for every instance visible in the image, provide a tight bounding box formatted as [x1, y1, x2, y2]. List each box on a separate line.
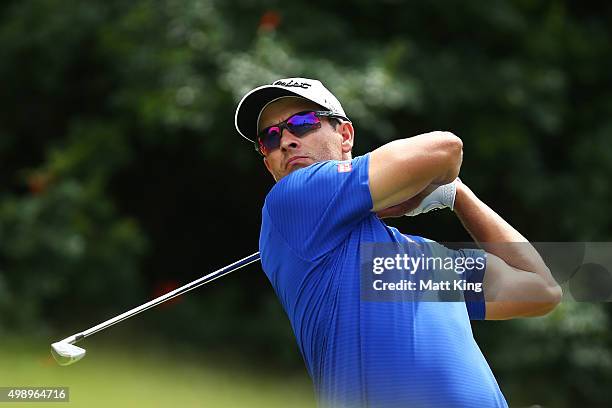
[453, 180, 563, 319]
[368, 131, 463, 212]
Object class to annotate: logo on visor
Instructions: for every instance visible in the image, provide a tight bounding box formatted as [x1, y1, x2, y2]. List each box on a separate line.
[273, 80, 311, 89]
[338, 162, 352, 173]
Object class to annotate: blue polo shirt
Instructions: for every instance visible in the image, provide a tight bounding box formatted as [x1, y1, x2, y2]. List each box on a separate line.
[259, 153, 508, 408]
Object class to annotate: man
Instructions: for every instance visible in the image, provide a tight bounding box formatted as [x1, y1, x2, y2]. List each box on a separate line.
[234, 77, 562, 408]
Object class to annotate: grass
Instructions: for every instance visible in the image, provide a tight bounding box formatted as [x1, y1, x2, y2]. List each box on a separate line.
[1, 336, 315, 407]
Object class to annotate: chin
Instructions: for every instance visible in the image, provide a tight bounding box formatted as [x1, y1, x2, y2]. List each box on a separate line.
[290, 162, 312, 172]
[276, 164, 303, 180]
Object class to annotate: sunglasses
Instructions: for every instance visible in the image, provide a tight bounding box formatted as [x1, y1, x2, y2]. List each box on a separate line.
[256, 110, 346, 156]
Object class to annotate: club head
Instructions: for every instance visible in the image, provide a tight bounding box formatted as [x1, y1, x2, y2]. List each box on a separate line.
[51, 342, 86, 366]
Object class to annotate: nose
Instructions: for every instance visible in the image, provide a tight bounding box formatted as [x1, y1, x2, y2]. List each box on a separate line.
[280, 128, 301, 152]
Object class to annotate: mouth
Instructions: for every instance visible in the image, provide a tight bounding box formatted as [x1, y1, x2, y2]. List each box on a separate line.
[285, 156, 310, 169]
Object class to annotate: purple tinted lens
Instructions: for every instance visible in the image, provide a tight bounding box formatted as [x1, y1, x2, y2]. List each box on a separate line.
[266, 126, 281, 138]
[257, 112, 321, 155]
[261, 126, 281, 152]
[287, 112, 319, 128]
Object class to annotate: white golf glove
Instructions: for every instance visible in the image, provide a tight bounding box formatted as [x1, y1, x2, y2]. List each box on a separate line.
[404, 180, 458, 217]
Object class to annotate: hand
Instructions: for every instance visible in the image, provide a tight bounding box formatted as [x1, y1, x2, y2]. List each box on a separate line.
[404, 179, 458, 216]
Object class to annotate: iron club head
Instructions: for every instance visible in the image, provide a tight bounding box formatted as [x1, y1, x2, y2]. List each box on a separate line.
[51, 341, 86, 366]
[49, 253, 260, 366]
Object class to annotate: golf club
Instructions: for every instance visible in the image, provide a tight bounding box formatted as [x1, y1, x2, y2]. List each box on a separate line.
[51, 251, 261, 366]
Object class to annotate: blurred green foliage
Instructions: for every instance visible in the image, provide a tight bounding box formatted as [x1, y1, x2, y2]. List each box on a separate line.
[0, 0, 611, 406]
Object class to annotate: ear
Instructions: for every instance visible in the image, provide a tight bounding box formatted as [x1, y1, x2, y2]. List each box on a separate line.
[338, 121, 355, 155]
[263, 156, 278, 182]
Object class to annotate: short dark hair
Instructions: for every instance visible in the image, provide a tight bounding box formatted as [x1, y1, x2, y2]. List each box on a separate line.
[314, 103, 342, 130]
[327, 117, 342, 129]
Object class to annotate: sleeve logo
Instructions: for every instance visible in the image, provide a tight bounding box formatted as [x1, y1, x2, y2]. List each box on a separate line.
[337, 162, 352, 173]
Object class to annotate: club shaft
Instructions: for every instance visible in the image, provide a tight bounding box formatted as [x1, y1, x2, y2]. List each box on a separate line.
[60, 252, 261, 344]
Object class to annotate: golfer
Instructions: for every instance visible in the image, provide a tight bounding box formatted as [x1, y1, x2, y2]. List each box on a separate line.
[235, 78, 562, 408]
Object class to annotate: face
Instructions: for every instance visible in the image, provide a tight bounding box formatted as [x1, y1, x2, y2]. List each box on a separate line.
[259, 97, 354, 182]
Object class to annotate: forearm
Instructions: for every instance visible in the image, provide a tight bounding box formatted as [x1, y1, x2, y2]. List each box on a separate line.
[453, 182, 558, 287]
[369, 131, 463, 211]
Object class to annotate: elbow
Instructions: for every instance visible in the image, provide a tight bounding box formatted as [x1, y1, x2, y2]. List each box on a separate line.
[530, 284, 563, 317]
[549, 283, 563, 305]
[445, 132, 464, 150]
[443, 132, 463, 159]
[438, 131, 463, 183]
[537, 265, 563, 315]
[546, 283, 563, 312]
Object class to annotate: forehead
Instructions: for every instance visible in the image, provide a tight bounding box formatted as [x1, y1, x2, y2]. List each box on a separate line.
[258, 97, 322, 131]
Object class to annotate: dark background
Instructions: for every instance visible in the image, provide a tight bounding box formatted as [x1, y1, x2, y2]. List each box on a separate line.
[1, 0, 611, 406]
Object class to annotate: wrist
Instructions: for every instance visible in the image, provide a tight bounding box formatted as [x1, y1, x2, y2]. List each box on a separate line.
[453, 181, 476, 217]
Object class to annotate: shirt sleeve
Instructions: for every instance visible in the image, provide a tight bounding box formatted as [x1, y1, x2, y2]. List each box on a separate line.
[418, 237, 487, 320]
[456, 247, 487, 320]
[264, 154, 373, 261]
